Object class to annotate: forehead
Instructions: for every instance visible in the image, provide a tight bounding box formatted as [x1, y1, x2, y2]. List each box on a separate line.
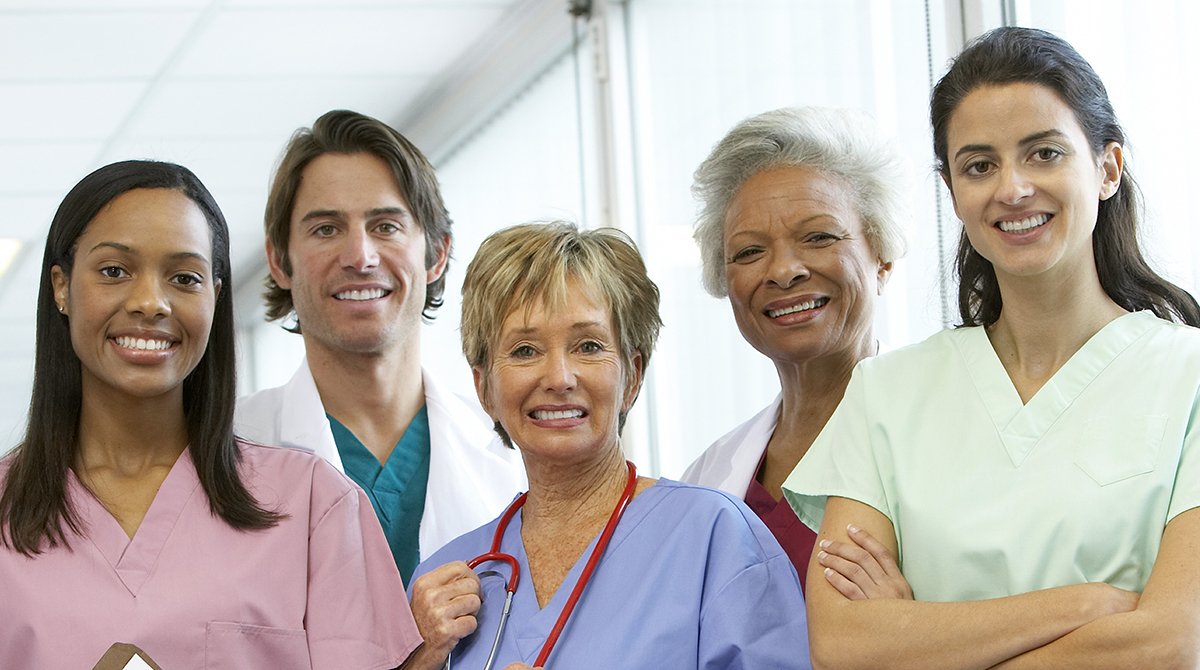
[79, 188, 211, 256]
[498, 276, 613, 334]
[724, 166, 860, 236]
[291, 152, 410, 219]
[947, 82, 1087, 149]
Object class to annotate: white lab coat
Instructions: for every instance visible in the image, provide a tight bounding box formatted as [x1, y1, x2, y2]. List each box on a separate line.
[235, 358, 526, 560]
[679, 394, 781, 497]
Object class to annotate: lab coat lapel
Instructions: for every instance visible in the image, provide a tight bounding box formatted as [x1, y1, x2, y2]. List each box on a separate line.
[716, 396, 780, 497]
[419, 369, 526, 559]
[278, 357, 344, 472]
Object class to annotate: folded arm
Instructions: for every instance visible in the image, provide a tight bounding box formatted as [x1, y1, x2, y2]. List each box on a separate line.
[987, 506, 1200, 669]
[806, 497, 1138, 670]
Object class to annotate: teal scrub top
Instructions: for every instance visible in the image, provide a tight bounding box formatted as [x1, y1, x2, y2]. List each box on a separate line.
[783, 311, 1200, 601]
[329, 407, 430, 585]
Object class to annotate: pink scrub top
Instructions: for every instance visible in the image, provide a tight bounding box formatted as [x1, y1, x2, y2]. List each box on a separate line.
[0, 441, 421, 669]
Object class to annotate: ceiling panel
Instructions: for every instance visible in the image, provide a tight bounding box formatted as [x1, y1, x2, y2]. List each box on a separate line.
[0, 10, 201, 80]
[0, 82, 146, 141]
[174, 6, 505, 77]
[0, 141, 104, 198]
[122, 75, 426, 140]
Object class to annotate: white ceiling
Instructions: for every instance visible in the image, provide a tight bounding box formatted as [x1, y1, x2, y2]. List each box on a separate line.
[0, 0, 551, 446]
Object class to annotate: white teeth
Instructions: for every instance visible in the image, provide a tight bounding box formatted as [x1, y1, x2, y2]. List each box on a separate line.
[335, 288, 386, 301]
[998, 214, 1049, 232]
[115, 336, 172, 351]
[532, 409, 584, 421]
[767, 298, 826, 319]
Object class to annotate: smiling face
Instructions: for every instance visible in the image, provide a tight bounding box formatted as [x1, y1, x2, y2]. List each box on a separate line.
[722, 166, 891, 366]
[268, 152, 448, 357]
[944, 82, 1121, 286]
[51, 188, 218, 404]
[474, 279, 642, 464]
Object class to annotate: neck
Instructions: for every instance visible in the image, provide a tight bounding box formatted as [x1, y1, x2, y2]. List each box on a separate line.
[990, 269, 1126, 370]
[987, 267, 1127, 403]
[76, 380, 189, 475]
[305, 336, 425, 463]
[762, 338, 870, 495]
[521, 447, 629, 529]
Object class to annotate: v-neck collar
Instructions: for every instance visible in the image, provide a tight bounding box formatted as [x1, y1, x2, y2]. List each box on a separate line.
[505, 481, 661, 662]
[954, 311, 1156, 467]
[68, 449, 200, 596]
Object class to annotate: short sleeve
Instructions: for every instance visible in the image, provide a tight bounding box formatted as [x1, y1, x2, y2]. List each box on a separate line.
[305, 477, 422, 669]
[698, 554, 810, 669]
[782, 361, 893, 533]
[1166, 388, 1200, 523]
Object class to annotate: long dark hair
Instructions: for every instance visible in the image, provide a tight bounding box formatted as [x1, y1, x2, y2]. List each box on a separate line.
[931, 26, 1200, 327]
[0, 160, 281, 556]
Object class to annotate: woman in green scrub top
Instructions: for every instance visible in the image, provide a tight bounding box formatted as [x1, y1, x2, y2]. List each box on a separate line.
[784, 27, 1200, 668]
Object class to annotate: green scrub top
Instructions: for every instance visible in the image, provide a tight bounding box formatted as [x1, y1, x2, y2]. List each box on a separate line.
[329, 407, 430, 585]
[783, 311, 1200, 601]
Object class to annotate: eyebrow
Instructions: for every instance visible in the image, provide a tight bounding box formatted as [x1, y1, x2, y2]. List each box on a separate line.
[299, 206, 412, 223]
[506, 320, 607, 336]
[953, 129, 1070, 160]
[87, 241, 210, 264]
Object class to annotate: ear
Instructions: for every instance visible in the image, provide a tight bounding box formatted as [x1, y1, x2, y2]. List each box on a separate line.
[426, 233, 451, 284]
[621, 350, 645, 413]
[50, 265, 69, 314]
[214, 278, 223, 301]
[265, 238, 292, 290]
[875, 260, 894, 295]
[472, 365, 493, 417]
[940, 172, 961, 217]
[1098, 141, 1123, 201]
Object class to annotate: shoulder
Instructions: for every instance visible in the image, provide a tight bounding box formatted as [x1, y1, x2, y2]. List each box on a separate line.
[638, 479, 784, 560]
[1137, 312, 1200, 350]
[236, 439, 357, 510]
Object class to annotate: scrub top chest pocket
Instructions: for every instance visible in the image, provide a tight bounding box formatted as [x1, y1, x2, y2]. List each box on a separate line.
[1073, 413, 1167, 486]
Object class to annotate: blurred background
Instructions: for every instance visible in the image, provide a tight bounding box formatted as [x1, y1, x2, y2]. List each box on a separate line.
[1, 0, 1196, 474]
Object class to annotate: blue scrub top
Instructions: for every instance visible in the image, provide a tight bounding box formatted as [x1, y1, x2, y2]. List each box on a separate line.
[329, 407, 431, 584]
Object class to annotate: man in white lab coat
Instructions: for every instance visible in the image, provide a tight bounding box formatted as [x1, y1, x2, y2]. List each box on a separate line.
[235, 110, 524, 585]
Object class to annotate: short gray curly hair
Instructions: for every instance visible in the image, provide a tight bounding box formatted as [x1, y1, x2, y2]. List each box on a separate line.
[692, 107, 908, 297]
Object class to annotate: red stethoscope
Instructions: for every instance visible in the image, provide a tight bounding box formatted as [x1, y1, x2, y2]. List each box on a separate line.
[447, 461, 638, 670]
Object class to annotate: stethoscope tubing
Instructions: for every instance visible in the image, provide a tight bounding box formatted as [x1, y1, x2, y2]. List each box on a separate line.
[447, 461, 638, 670]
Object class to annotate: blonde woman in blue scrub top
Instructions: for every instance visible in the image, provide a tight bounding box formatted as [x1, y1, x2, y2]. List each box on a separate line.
[784, 27, 1200, 669]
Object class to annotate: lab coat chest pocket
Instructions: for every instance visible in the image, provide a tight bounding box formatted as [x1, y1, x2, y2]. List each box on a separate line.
[1073, 414, 1167, 486]
[205, 621, 310, 669]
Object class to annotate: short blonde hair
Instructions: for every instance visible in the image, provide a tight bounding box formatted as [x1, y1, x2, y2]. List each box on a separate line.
[461, 222, 662, 443]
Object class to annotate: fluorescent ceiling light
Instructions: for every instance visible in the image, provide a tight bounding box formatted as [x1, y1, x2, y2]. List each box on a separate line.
[0, 239, 22, 281]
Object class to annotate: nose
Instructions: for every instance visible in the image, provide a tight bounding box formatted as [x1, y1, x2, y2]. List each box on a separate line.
[340, 227, 380, 272]
[995, 164, 1035, 205]
[542, 349, 578, 393]
[766, 246, 810, 290]
[126, 275, 170, 318]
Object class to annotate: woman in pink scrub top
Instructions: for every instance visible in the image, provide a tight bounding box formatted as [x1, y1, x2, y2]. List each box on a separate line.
[680, 107, 907, 589]
[0, 160, 421, 669]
